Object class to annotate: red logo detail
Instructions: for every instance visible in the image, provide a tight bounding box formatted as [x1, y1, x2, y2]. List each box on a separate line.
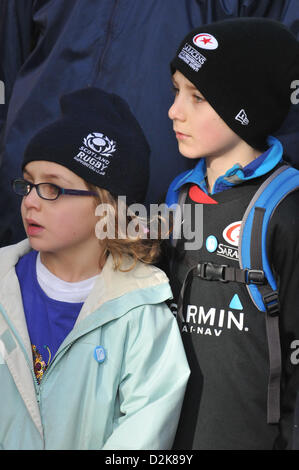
[193, 33, 218, 50]
[201, 36, 212, 45]
[222, 222, 242, 247]
[189, 184, 218, 204]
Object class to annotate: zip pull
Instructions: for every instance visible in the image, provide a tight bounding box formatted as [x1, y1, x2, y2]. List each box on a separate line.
[36, 387, 41, 405]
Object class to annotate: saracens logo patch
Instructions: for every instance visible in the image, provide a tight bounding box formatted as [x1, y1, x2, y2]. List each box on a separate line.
[83, 132, 116, 158]
[193, 33, 218, 50]
[222, 221, 242, 247]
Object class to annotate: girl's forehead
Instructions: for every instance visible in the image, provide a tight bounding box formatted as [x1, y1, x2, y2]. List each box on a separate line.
[23, 160, 82, 185]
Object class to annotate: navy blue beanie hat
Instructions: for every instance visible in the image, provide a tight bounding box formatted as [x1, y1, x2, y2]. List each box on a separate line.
[170, 18, 299, 150]
[22, 88, 150, 205]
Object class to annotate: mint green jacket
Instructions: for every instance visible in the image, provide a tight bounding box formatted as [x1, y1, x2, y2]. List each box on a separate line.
[0, 240, 190, 450]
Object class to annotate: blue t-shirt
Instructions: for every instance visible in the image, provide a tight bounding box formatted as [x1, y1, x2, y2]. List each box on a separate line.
[15, 250, 83, 383]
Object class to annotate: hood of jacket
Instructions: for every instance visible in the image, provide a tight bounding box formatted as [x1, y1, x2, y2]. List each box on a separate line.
[0, 239, 173, 373]
[0, 239, 172, 324]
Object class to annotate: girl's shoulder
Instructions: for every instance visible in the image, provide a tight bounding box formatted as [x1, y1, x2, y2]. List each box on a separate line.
[105, 255, 170, 291]
[0, 239, 32, 278]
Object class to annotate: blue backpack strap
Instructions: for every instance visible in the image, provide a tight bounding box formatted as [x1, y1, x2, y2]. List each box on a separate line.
[239, 165, 299, 310]
[239, 164, 299, 424]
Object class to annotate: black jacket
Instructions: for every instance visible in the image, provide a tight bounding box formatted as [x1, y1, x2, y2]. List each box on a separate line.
[168, 168, 299, 450]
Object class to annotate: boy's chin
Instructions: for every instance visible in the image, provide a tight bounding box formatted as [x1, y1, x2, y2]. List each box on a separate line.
[180, 150, 202, 160]
[178, 143, 202, 160]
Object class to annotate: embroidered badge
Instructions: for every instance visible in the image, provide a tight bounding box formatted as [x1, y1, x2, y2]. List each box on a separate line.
[74, 132, 117, 176]
[193, 33, 219, 50]
[83, 132, 116, 157]
[178, 43, 207, 72]
[32, 344, 51, 384]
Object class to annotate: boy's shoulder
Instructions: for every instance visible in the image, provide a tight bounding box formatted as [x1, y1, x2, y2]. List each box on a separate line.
[269, 186, 299, 230]
[256, 164, 299, 224]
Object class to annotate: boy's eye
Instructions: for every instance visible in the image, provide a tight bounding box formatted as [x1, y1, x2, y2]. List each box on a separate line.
[171, 86, 179, 95]
[194, 94, 204, 103]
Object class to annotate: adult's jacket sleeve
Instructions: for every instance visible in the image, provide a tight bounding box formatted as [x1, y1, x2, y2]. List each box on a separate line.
[102, 304, 190, 450]
[0, 0, 35, 140]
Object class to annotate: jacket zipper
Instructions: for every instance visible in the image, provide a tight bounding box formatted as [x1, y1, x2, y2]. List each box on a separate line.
[30, 341, 76, 450]
[38, 340, 76, 390]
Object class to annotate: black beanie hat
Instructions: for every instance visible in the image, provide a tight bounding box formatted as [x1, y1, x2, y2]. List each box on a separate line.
[22, 88, 150, 205]
[170, 18, 299, 150]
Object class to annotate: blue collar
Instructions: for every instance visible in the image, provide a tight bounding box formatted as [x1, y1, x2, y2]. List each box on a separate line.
[173, 136, 283, 195]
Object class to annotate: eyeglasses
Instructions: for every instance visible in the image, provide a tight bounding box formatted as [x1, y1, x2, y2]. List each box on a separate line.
[12, 178, 98, 201]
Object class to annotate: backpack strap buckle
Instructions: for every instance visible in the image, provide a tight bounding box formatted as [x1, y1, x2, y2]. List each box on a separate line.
[263, 291, 279, 317]
[245, 269, 266, 285]
[196, 262, 228, 282]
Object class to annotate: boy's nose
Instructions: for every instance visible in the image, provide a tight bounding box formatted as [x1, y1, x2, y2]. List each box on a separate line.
[168, 99, 185, 122]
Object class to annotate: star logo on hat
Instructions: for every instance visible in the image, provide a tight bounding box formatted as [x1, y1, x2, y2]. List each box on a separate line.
[193, 33, 218, 50]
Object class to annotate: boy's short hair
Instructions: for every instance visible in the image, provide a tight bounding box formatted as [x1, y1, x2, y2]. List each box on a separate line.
[171, 18, 299, 150]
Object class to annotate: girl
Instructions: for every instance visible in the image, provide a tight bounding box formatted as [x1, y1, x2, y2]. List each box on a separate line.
[0, 87, 190, 450]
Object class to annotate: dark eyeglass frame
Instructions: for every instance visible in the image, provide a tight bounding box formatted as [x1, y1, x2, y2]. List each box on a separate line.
[12, 178, 98, 201]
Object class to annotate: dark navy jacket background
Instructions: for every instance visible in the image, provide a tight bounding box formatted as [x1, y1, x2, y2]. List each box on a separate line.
[0, 0, 299, 245]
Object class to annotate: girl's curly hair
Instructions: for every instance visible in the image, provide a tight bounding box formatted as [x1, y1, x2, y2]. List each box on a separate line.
[88, 184, 165, 272]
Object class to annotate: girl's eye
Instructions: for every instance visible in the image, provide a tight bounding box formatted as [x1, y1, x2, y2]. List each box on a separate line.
[172, 86, 179, 95]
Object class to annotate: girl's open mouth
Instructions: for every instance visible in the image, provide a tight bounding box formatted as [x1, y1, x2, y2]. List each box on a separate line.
[26, 219, 44, 236]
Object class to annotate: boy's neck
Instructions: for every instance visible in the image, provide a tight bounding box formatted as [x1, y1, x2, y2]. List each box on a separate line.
[205, 141, 262, 193]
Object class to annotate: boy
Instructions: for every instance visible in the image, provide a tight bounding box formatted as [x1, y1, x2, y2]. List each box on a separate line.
[166, 18, 299, 449]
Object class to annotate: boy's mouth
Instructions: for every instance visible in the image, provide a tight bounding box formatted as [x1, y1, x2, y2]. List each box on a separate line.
[174, 130, 190, 140]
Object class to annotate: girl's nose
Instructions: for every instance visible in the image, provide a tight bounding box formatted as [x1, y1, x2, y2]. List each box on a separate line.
[22, 186, 41, 210]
